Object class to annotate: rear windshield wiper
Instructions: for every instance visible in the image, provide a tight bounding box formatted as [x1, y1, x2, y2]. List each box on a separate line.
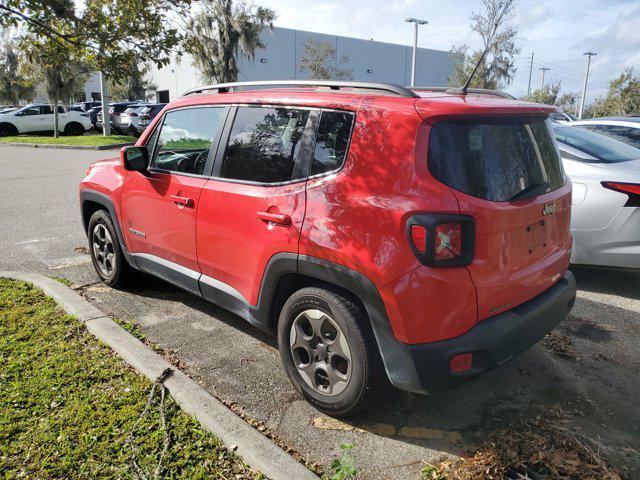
[509, 181, 550, 201]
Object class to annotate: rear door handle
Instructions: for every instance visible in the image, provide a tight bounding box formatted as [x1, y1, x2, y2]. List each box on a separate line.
[170, 195, 194, 208]
[257, 211, 291, 225]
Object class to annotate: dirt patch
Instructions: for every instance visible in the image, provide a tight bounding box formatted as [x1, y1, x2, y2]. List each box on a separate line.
[426, 417, 622, 480]
[543, 332, 579, 360]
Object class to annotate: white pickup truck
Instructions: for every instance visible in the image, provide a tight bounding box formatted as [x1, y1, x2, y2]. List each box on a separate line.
[0, 104, 93, 136]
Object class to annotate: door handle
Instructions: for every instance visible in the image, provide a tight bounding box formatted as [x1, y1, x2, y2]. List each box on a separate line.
[257, 211, 291, 225]
[170, 195, 194, 208]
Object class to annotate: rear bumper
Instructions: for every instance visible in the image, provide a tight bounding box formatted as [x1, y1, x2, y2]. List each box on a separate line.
[379, 271, 576, 394]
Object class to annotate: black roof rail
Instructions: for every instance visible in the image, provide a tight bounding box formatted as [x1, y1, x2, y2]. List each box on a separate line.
[411, 86, 515, 100]
[181, 80, 420, 98]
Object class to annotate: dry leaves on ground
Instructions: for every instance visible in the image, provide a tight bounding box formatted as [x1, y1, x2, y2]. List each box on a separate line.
[426, 417, 621, 480]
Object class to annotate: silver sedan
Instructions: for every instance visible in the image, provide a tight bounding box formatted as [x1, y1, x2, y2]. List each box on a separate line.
[553, 124, 640, 269]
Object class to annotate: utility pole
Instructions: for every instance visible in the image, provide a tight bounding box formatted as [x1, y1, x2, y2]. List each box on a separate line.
[99, 72, 111, 136]
[405, 17, 428, 87]
[539, 67, 550, 90]
[578, 51, 597, 119]
[526, 52, 534, 97]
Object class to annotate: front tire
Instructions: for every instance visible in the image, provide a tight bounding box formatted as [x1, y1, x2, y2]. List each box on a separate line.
[277, 287, 383, 417]
[0, 123, 18, 137]
[87, 210, 134, 287]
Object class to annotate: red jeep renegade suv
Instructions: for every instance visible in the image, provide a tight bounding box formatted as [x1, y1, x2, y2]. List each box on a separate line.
[79, 80, 576, 416]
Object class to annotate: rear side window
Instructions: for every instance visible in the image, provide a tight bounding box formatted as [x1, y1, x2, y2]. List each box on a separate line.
[220, 107, 311, 183]
[311, 111, 354, 176]
[428, 117, 565, 202]
[150, 107, 227, 175]
[594, 125, 640, 149]
[554, 125, 640, 163]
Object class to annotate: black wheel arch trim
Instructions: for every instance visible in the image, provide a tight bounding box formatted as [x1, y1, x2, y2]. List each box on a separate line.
[79, 189, 138, 269]
[252, 253, 422, 392]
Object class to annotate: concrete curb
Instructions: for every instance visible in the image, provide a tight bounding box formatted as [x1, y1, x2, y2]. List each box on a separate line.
[0, 142, 133, 150]
[0, 271, 318, 480]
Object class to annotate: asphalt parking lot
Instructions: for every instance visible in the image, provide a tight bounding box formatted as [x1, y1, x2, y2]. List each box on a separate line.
[1, 145, 638, 479]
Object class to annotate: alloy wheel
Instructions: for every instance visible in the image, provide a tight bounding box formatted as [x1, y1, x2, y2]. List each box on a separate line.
[289, 309, 352, 396]
[92, 223, 115, 276]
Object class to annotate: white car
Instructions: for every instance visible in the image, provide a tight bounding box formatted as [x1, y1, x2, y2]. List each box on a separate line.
[553, 123, 640, 269]
[570, 117, 640, 149]
[0, 104, 93, 136]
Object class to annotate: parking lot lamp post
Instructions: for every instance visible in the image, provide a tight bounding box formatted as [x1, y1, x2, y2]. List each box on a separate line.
[406, 18, 428, 87]
[539, 67, 549, 90]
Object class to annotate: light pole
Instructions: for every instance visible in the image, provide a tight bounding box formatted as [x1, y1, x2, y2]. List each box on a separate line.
[406, 17, 428, 87]
[539, 67, 550, 90]
[578, 51, 597, 119]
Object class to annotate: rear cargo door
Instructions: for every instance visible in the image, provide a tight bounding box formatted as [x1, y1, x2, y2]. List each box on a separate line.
[427, 116, 572, 320]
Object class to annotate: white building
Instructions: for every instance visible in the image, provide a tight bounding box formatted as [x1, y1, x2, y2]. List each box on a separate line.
[83, 26, 453, 103]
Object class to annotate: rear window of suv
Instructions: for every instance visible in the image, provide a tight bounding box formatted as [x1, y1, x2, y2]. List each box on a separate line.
[428, 117, 565, 202]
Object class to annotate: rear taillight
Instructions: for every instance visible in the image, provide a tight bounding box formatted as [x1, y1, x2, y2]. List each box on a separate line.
[435, 222, 462, 261]
[407, 214, 475, 267]
[602, 182, 640, 207]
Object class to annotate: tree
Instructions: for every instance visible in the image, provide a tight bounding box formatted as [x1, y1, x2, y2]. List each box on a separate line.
[586, 68, 640, 118]
[556, 91, 579, 114]
[448, 0, 520, 90]
[23, 29, 91, 137]
[109, 59, 156, 101]
[298, 39, 352, 80]
[185, 0, 276, 84]
[0, 28, 35, 105]
[1, 0, 190, 78]
[523, 80, 561, 105]
[2, 0, 191, 135]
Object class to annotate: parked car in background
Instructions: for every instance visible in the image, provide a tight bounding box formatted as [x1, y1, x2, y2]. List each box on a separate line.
[88, 106, 102, 130]
[119, 105, 148, 134]
[570, 117, 640, 149]
[80, 80, 575, 416]
[128, 103, 166, 137]
[97, 102, 141, 134]
[0, 104, 92, 136]
[550, 109, 577, 123]
[553, 123, 640, 268]
[70, 101, 101, 113]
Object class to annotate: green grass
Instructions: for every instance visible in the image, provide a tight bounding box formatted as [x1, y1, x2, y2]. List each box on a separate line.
[0, 134, 135, 146]
[0, 279, 263, 479]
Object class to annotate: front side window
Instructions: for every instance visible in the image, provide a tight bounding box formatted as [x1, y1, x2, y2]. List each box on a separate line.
[311, 111, 354, 176]
[220, 107, 311, 183]
[18, 107, 40, 116]
[428, 117, 565, 202]
[150, 107, 227, 175]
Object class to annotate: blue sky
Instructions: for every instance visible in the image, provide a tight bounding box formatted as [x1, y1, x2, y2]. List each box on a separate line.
[264, 0, 640, 104]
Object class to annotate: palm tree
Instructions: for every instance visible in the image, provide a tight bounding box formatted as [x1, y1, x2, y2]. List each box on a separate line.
[185, 0, 276, 84]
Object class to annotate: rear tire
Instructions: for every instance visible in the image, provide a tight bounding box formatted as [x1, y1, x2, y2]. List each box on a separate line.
[87, 210, 134, 288]
[277, 287, 384, 417]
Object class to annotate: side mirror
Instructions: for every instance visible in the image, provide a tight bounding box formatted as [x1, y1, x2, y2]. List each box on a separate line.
[121, 146, 149, 172]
